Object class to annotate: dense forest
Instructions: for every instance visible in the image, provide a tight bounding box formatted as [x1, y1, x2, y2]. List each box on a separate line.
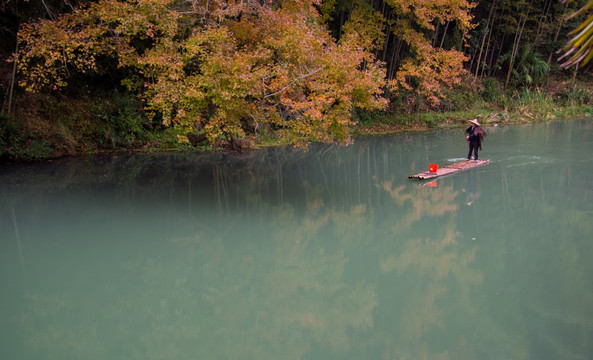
[1, 0, 592, 160]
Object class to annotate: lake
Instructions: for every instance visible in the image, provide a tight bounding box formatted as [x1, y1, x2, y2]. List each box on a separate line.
[1, 119, 592, 359]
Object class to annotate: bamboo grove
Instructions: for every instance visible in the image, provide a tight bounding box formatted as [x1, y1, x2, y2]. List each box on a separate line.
[1, 0, 590, 148]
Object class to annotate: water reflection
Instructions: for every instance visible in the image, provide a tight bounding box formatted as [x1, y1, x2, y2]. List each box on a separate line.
[1, 119, 593, 359]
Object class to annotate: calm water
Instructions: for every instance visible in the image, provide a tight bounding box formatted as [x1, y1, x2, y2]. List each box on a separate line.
[1, 119, 592, 359]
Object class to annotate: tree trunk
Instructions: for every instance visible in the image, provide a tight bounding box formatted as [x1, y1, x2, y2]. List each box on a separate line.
[433, 22, 441, 47]
[505, 2, 532, 88]
[532, 0, 551, 47]
[382, 10, 392, 62]
[388, 36, 403, 80]
[480, 6, 497, 80]
[475, 0, 497, 79]
[439, 21, 450, 48]
[493, 33, 506, 78]
[480, 22, 494, 79]
[6, 24, 19, 115]
[485, 39, 496, 77]
[571, 63, 578, 88]
[547, 1, 569, 66]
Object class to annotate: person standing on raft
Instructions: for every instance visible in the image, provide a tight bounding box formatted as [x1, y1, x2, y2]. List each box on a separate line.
[465, 118, 486, 161]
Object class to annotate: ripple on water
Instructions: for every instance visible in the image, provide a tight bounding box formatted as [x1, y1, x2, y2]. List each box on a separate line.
[505, 155, 557, 168]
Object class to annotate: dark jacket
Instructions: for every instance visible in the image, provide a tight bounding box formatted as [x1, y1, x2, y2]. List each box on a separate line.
[466, 125, 486, 149]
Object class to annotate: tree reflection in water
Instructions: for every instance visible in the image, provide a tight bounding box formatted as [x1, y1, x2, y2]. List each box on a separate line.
[3, 120, 593, 359]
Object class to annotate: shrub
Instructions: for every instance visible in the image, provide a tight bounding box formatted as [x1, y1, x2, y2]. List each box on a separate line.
[0, 113, 54, 161]
[557, 87, 593, 106]
[481, 78, 502, 102]
[94, 92, 149, 148]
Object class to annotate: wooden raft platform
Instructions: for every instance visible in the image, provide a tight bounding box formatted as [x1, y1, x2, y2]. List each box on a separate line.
[409, 159, 490, 180]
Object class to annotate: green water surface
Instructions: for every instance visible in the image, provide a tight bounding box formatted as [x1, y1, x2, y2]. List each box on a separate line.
[1, 119, 592, 359]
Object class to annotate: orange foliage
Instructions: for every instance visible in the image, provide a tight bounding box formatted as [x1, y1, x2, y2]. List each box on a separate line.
[15, 0, 476, 143]
[392, 29, 469, 105]
[17, 0, 387, 146]
[386, 0, 476, 104]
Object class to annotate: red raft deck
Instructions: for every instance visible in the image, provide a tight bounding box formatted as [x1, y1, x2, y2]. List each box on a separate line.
[409, 159, 490, 180]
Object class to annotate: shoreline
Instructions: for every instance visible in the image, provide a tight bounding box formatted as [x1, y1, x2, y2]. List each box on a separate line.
[3, 111, 591, 165]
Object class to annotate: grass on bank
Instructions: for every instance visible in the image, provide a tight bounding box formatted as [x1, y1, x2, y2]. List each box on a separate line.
[352, 81, 593, 136]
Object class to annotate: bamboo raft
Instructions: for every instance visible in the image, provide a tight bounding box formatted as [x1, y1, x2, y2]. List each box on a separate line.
[409, 159, 490, 180]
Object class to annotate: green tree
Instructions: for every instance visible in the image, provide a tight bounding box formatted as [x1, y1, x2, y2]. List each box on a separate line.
[465, 0, 583, 87]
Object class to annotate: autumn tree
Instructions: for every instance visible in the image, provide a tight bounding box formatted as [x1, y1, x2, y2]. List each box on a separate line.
[323, 0, 476, 106]
[15, 0, 387, 147]
[385, 0, 476, 104]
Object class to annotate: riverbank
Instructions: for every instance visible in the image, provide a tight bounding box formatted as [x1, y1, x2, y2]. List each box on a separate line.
[353, 82, 593, 135]
[2, 78, 593, 162]
[352, 105, 593, 136]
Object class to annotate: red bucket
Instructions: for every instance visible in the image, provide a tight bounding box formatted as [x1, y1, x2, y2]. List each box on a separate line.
[429, 164, 438, 173]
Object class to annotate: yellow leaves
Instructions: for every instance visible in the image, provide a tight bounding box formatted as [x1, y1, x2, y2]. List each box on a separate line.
[15, 0, 389, 146]
[15, 0, 449, 146]
[227, 3, 386, 145]
[376, 0, 474, 106]
[390, 27, 469, 105]
[386, 0, 476, 32]
[340, 2, 385, 51]
[224, 17, 261, 45]
[96, 0, 178, 38]
[17, 0, 180, 93]
[176, 134, 190, 144]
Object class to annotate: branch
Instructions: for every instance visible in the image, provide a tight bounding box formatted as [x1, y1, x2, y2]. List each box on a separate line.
[263, 66, 325, 99]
